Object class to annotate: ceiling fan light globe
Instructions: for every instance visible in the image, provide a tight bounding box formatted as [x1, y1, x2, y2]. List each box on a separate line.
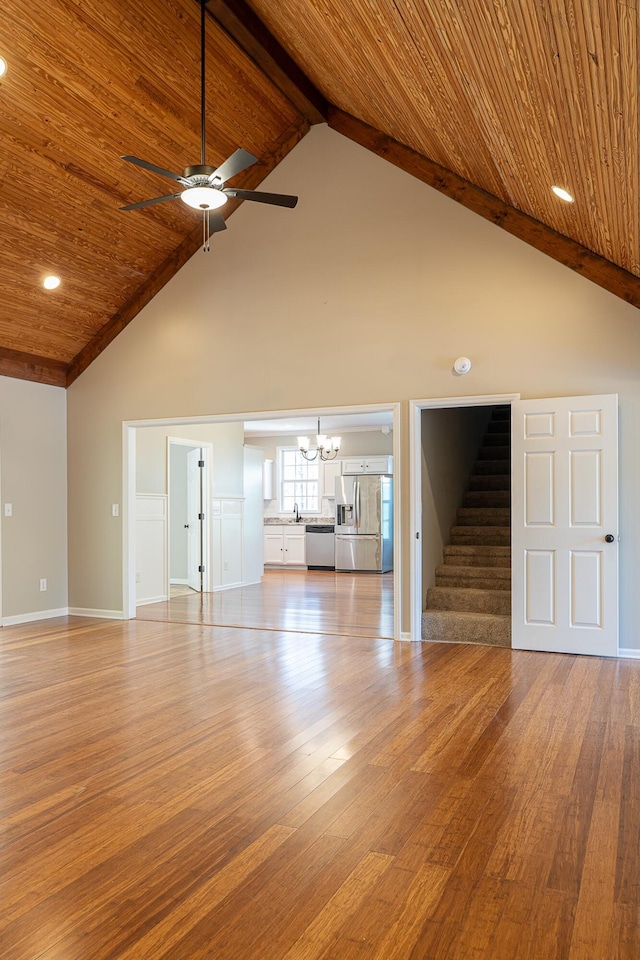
[180, 186, 227, 210]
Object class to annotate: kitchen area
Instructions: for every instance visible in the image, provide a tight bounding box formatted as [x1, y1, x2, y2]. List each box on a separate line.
[251, 414, 394, 575]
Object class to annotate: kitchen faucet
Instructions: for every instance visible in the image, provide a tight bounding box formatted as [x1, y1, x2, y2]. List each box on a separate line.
[293, 502, 301, 522]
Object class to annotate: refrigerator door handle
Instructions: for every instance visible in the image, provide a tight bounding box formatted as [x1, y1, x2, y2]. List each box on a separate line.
[355, 479, 361, 529]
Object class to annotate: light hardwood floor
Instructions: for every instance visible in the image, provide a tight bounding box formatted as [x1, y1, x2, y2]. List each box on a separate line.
[0, 614, 638, 959]
[139, 569, 395, 638]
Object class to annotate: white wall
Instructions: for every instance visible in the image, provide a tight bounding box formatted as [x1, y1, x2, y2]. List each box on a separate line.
[66, 124, 640, 646]
[169, 443, 192, 581]
[0, 376, 68, 621]
[136, 421, 245, 497]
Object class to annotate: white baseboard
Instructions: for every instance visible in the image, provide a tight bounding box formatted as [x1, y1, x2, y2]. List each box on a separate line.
[212, 581, 245, 592]
[135, 595, 168, 607]
[2, 607, 70, 626]
[67, 607, 126, 620]
[399, 631, 413, 642]
[618, 648, 640, 660]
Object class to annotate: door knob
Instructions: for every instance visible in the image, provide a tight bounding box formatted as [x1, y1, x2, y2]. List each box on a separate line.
[605, 534, 615, 542]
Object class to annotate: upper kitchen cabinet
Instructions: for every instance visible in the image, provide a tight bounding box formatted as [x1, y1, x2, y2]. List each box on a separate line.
[263, 459, 274, 500]
[341, 456, 393, 475]
[322, 461, 342, 498]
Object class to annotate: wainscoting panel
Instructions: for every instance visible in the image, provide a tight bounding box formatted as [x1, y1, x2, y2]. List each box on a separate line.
[136, 495, 168, 605]
[212, 499, 244, 591]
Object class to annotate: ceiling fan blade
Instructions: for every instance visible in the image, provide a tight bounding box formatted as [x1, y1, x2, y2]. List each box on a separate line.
[209, 148, 258, 185]
[207, 210, 227, 233]
[223, 188, 298, 209]
[121, 155, 186, 184]
[120, 193, 181, 211]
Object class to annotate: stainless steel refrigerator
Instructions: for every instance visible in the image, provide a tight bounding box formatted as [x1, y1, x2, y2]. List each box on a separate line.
[335, 474, 393, 573]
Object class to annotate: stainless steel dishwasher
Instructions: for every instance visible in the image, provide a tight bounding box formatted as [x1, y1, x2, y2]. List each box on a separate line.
[305, 524, 335, 570]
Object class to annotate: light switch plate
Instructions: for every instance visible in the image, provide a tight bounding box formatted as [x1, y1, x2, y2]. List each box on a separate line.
[4, 503, 12, 516]
[112, 504, 120, 517]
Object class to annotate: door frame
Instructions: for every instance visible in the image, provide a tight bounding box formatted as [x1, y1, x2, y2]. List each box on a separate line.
[123, 402, 401, 637]
[409, 393, 520, 642]
[166, 437, 212, 596]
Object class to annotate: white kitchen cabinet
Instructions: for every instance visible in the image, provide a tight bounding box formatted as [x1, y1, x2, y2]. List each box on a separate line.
[341, 456, 393, 475]
[284, 531, 306, 564]
[262, 459, 274, 500]
[263, 525, 306, 566]
[322, 460, 342, 498]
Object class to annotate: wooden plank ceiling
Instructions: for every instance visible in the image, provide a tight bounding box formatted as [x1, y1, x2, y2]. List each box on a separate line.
[0, 0, 637, 387]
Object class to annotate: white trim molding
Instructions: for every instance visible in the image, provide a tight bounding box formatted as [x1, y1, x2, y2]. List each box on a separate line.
[68, 608, 126, 620]
[618, 648, 640, 660]
[2, 607, 70, 626]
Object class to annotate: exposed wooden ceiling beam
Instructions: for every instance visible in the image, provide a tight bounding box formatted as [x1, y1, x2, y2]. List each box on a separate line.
[0, 347, 68, 388]
[66, 117, 309, 386]
[204, 0, 328, 124]
[329, 108, 640, 309]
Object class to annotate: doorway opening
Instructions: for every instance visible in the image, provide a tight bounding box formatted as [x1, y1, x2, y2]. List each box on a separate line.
[409, 394, 519, 641]
[124, 403, 401, 640]
[168, 439, 208, 596]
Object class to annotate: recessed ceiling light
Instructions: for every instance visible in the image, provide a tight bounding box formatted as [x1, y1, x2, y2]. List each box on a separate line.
[551, 185, 575, 203]
[43, 275, 61, 290]
[0, 57, 6, 78]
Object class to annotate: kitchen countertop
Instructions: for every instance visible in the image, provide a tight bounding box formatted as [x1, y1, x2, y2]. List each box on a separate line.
[264, 517, 334, 526]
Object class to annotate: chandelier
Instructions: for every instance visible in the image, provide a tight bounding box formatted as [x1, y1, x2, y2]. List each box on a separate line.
[298, 419, 341, 461]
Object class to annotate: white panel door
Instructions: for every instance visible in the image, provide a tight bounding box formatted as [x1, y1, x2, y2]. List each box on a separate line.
[512, 395, 618, 656]
[186, 448, 202, 592]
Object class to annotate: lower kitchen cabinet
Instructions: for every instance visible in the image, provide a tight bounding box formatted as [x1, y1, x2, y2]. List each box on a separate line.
[264, 525, 306, 566]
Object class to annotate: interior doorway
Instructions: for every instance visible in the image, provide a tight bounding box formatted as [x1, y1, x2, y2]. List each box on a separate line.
[409, 394, 519, 641]
[124, 403, 401, 639]
[168, 439, 208, 595]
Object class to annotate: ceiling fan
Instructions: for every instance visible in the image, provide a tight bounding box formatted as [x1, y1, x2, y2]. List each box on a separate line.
[119, 0, 298, 248]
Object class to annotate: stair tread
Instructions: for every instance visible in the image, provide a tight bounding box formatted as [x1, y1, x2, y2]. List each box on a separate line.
[445, 544, 511, 553]
[429, 586, 511, 596]
[423, 609, 511, 621]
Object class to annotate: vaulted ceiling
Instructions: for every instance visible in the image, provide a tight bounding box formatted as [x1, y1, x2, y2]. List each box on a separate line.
[1, 0, 637, 387]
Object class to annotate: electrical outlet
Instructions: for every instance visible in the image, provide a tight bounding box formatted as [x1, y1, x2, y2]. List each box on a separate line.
[136, 572, 141, 583]
[39, 578, 47, 592]
[224, 561, 229, 571]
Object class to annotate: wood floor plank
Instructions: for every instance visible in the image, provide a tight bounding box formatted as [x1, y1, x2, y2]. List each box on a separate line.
[0, 616, 637, 959]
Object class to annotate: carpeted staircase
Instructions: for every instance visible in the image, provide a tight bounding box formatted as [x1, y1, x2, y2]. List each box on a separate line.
[422, 406, 512, 647]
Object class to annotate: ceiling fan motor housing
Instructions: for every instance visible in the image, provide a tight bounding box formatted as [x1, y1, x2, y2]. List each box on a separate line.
[182, 164, 217, 181]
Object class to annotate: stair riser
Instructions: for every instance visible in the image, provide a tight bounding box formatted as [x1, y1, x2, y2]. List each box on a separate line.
[443, 553, 511, 569]
[478, 446, 510, 459]
[463, 491, 510, 507]
[450, 528, 511, 546]
[436, 576, 511, 590]
[426, 587, 511, 615]
[483, 433, 511, 445]
[422, 611, 511, 646]
[436, 564, 511, 582]
[473, 461, 510, 475]
[467, 476, 511, 491]
[456, 508, 510, 526]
